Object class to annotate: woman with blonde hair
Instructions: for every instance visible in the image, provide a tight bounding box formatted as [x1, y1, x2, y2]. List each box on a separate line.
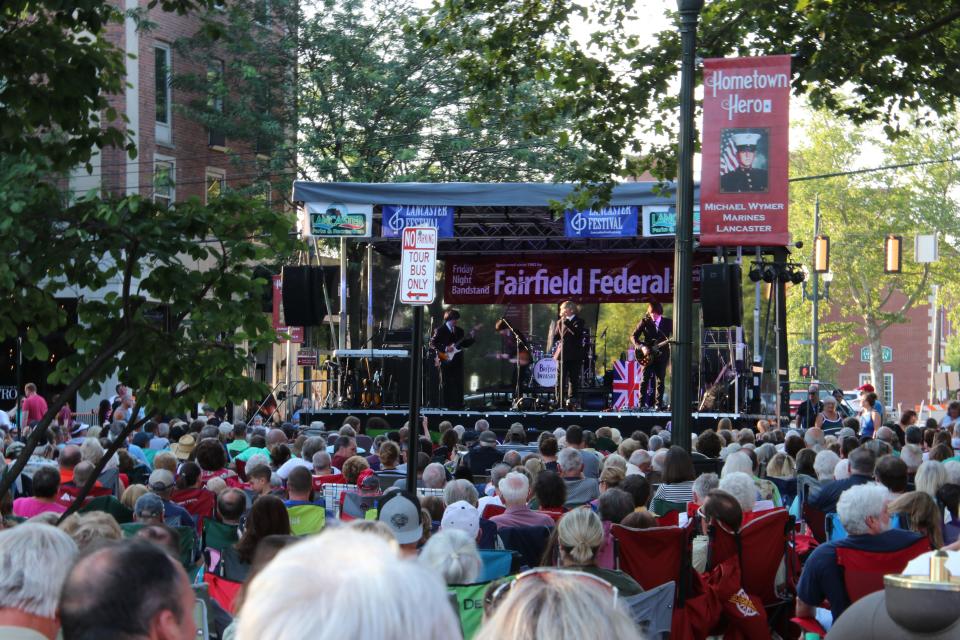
[555, 508, 642, 595]
[915, 460, 948, 500]
[120, 484, 149, 511]
[888, 491, 943, 549]
[766, 452, 796, 480]
[476, 566, 642, 640]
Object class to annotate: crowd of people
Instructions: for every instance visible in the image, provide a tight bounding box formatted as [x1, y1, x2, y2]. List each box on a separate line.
[2, 393, 960, 639]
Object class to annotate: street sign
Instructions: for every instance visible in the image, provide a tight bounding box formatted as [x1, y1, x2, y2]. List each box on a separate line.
[296, 350, 318, 367]
[399, 226, 438, 305]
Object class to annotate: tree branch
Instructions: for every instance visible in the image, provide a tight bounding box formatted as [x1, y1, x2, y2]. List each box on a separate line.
[0, 328, 136, 499]
[897, 8, 960, 42]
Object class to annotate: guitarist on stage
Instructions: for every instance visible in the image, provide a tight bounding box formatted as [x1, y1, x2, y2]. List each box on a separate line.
[430, 309, 473, 410]
[632, 301, 672, 411]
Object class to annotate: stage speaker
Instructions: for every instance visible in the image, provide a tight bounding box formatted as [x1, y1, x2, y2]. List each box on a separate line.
[282, 266, 328, 326]
[700, 263, 743, 327]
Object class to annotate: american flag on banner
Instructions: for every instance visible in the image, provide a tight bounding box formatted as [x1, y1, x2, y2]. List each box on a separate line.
[612, 359, 642, 410]
[720, 129, 741, 175]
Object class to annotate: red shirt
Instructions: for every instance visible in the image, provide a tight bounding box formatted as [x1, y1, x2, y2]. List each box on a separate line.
[22, 394, 48, 424]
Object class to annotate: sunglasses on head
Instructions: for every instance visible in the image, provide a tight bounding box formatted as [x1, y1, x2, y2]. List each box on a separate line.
[484, 568, 618, 615]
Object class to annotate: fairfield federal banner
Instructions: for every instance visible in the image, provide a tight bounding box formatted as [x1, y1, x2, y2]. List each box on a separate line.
[444, 254, 707, 305]
[700, 55, 791, 246]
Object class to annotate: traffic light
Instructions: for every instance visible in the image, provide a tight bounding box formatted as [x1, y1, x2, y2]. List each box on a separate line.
[799, 364, 815, 378]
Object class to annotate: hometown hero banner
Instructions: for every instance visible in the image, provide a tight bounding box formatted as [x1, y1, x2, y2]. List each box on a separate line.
[700, 55, 792, 246]
[444, 254, 707, 304]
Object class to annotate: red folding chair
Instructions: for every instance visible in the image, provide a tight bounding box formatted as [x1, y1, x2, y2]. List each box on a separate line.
[204, 571, 242, 614]
[481, 503, 506, 519]
[802, 503, 828, 543]
[836, 537, 931, 602]
[612, 524, 690, 591]
[790, 536, 931, 637]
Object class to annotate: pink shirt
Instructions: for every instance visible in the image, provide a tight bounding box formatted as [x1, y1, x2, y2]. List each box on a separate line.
[13, 497, 67, 518]
[22, 394, 48, 424]
[490, 505, 556, 529]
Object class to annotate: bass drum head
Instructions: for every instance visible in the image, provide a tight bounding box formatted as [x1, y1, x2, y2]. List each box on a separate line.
[533, 358, 558, 388]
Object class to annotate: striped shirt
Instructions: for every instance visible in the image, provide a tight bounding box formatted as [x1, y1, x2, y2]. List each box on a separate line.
[653, 481, 695, 504]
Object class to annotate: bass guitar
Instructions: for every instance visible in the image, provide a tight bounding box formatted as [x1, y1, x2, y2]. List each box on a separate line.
[637, 338, 672, 368]
[436, 324, 481, 366]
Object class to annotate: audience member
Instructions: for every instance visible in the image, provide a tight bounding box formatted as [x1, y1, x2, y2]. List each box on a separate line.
[555, 508, 642, 595]
[808, 447, 876, 513]
[13, 467, 66, 518]
[60, 539, 197, 640]
[888, 491, 943, 549]
[222, 495, 291, 582]
[797, 484, 926, 626]
[651, 446, 696, 504]
[236, 529, 459, 640]
[875, 455, 908, 495]
[377, 491, 423, 556]
[691, 489, 743, 572]
[491, 473, 555, 529]
[0, 524, 77, 640]
[915, 460, 948, 499]
[419, 529, 482, 585]
[557, 448, 599, 508]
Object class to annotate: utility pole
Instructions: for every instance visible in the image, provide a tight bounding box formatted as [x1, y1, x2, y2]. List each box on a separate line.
[811, 195, 820, 376]
[670, 0, 704, 451]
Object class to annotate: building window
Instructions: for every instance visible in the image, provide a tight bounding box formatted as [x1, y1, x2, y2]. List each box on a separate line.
[859, 373, 894, 409]
[154, 45, 172, 144]
[153, 159, 175, 207]
[207, 59, 224, 113]
[205, 168, 225, 204]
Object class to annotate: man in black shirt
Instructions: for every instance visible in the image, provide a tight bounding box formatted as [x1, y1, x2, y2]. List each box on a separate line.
[795, 385, 823, 430]
[632, 301, 673, 411]
[552, 300, 587, 407]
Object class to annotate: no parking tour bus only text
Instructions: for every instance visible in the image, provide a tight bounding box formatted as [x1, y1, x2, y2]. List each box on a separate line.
[400, 226, 438, 305]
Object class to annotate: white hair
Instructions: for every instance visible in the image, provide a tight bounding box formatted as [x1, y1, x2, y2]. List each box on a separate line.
[453, 425, 465, 438]
[693, 473, 719, 502]
[418, 529, 482, 586]
[475, 419, 490, 432]
[473, 566, 639, 640]
[443, 479, 479, 507]
[944, 460, 960, 486]
[651, 449, 667, 473]
[237, 530, 459, 640]
[247, 453, 270, 470]
[628, 449, 650, 468]
[915, 460, 948, 499]
[834, 458, 851, 481]
[814, 450, 841, 482]
[0, 524, 78, 618]
[557, 448, 583, 474]
[900, 445, 923, 472]
[720, 442, 742, 459]
[422, 463, 447, 490]
[719, 472, 757, 512]
[602, 454, 627, 473]
[721, 451, 753, 478]
[649, 435, 663, 451]
[837, 484, 890, 536]
[553, 428, 566, 441]
[498, 472, 530, 506]
[80, 437, 104, 464]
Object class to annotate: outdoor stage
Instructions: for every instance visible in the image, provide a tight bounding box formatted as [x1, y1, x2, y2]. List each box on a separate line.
[301, 408, 773, 435]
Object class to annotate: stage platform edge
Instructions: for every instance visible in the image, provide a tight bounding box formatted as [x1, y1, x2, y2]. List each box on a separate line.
[300, 409, 775, 435]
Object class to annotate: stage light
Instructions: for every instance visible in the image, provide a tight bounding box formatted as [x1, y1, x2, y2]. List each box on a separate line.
[761, 264, 777, 283]
[790, 267, 806, 285]
[748, 264, 762, 282]
[814, 235, 830, 273]
[885, 234, 902, 273]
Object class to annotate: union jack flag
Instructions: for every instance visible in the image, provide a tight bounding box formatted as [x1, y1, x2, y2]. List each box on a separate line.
[720, 130, 741, 176]
[612, 359, 642, 410]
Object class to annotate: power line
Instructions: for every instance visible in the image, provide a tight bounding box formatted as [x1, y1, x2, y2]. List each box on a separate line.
[790, 156, 960, 182]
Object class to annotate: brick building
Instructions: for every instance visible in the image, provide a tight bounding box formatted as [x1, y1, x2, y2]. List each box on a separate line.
[65, 1, 291, 414]
[829, 290, 949, 415]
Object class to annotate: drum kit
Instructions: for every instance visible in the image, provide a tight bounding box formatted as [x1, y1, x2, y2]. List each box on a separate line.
[507, 333, 600, 410]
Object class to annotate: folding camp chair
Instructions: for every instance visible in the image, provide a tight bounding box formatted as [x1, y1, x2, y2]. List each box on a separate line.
[203, 571, 243, 615]
[650, 498, 687, 518]
[612, 524, 690, 592]
[836, 537, 931, 602]
[478, 549, 514, 582]
[79, 495, 134, 524]
[624, 580, 675, 639]
[287, 504, 326, 535]
[498, 525, 551, 569]
[767, 476, 796, 508]
[802, 503, 828, 543]
[449, 582, 494, 640]
[481, 504, 506, 519]
[202, 519, 239, 553]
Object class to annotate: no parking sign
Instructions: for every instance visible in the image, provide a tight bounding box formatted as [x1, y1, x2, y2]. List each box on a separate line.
[399, 226, 437, 305]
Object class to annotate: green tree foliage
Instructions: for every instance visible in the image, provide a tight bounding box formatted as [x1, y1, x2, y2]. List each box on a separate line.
[787, 112, 960, 397]
[420, 0, 960, 196]
[0, 0, 297, 499]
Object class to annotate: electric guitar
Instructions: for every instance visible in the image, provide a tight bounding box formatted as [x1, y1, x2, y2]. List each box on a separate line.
[435, 324, 482, 366]
[637, 338, 672, 368]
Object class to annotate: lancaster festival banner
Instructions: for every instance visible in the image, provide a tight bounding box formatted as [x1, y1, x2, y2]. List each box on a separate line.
[381, 205, 455, 238]
[700, 55, 791, 246]
[444, 254, 706, 305]
[564, 206, 638, 238]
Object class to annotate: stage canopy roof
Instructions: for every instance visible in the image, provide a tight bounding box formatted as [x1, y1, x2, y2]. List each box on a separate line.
[292, 180, 702, 257]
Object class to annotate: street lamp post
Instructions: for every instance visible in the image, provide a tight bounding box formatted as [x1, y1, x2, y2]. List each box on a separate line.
[671, 0, 704, 452]
[811, 197, 820, 375]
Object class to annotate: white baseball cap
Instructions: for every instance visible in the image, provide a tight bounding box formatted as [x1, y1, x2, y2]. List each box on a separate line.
[441, 500, 480, 539]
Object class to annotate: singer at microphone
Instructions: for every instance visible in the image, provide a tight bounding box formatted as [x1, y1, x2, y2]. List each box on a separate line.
[552, 300, 586, 406]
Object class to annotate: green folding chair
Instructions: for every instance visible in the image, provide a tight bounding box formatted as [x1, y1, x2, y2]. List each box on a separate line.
[287, 504, 326, 536]
[202, 519, 239, 552]
[80, 495, 134, 524]
[650, 498, 687, 518]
